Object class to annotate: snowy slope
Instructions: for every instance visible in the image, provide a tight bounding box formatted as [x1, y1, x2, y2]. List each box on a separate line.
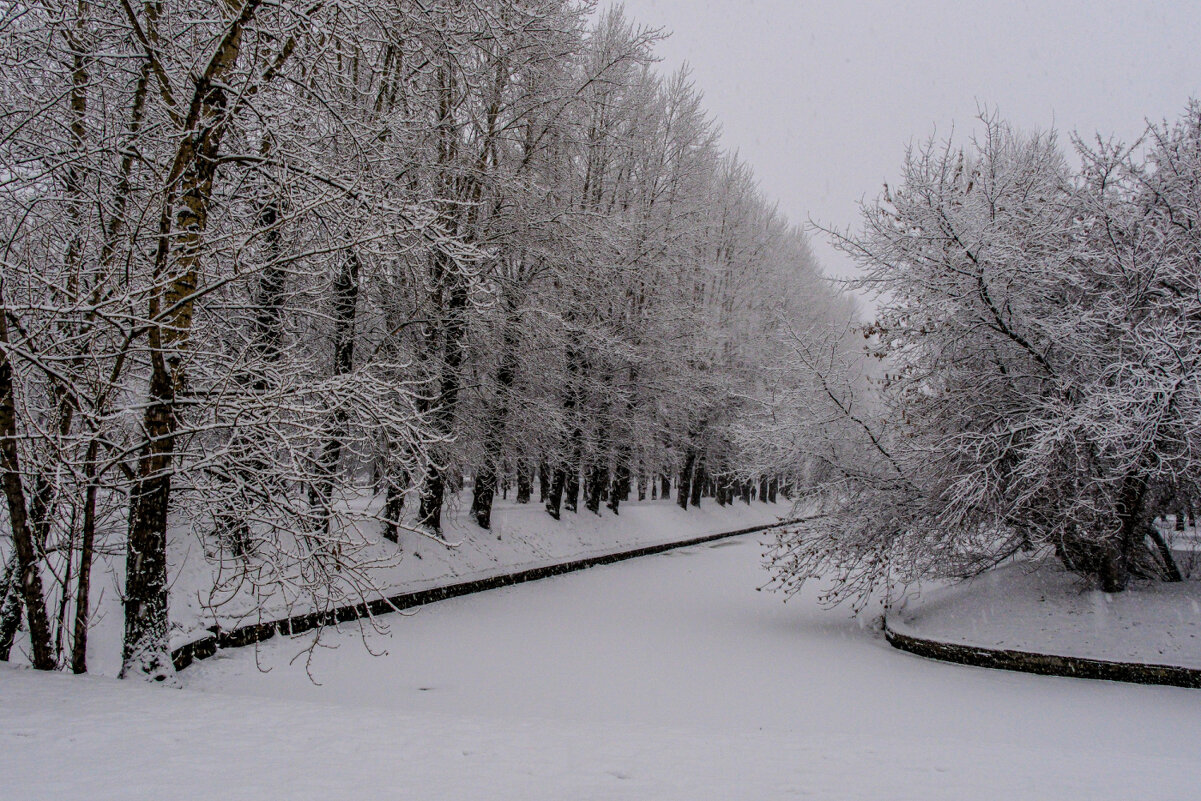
[889, 559, 1201, 669]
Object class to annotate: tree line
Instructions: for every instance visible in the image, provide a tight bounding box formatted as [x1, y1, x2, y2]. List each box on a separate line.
[0, 0, 845, 679]
[761, 108, 1201, 608]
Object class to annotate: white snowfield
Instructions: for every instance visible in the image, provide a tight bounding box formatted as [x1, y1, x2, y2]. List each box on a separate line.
[890, 559, 1201, 669]
[5, 528, 1201, 799]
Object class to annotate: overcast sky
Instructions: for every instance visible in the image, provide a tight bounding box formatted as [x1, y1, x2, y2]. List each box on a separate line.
[616, 0, 1201, 282]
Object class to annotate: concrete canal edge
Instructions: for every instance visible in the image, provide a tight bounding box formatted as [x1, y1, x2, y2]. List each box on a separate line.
[884, 618, 1201, 689]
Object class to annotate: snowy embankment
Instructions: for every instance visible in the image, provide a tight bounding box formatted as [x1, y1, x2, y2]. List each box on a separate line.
[149, 496, 791, 675]
[888, 558, 1201, 673]
[6, 534, 1200, 800]
[20, 494, 789, 678]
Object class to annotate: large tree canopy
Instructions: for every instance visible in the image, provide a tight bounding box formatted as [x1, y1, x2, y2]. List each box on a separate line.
[765, 108, 1201, 606]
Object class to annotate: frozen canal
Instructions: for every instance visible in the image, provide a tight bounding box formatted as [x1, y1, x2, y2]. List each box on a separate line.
[6, 533, 1201, 799]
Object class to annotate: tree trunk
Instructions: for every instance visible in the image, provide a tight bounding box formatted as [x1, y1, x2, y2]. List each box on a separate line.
[0, 554, 22, 662]
[690, 460, 706, 508]
[418, 61, 474, 533]
[1146, 525, 1183, 583]
[382, 469, 408, 543]
[123, 1, 263, 680]
[558, 338, 584, 517]
[53, 519, 75, 664]
[309, 251, 360, 532]
[545, 467, 565, 520]
[418, 267, 469, 532]
[608, 468, 625, 512]
[471, 469, 498, 529]
[720, 474, 734, 506]
[515, 462, 532, 504]
[564, 463, 580, 513]
[471, 292, 521, 529]
[612, 460, 631, 503]
[1098, 475, 1150, 593]
[608, 367, 634, 514]
[585, 460, 607, 514]
[70, 443, 100, 673]
[122, 372, 176, 680]
[677, 451, 695, 511]
[0, 283, 55, 670]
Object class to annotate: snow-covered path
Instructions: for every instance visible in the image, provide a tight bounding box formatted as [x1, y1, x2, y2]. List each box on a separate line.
[6, 534, 1201, 799]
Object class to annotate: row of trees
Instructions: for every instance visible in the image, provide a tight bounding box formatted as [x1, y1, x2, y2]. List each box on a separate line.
[762, 106, 1201, 607]
[0, 1, 844, 679]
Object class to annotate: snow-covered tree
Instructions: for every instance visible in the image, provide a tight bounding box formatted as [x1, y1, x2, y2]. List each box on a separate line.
[766, 108, 1201, 608]
[0, 0, 845, 678]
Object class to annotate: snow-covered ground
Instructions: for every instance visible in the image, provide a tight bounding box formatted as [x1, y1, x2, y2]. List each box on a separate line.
[890, 559, 1201, 669]
[5, 532, 1201, 799]
[76, 495, 792, 676]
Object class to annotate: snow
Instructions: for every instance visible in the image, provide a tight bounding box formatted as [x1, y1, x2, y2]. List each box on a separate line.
[70, 495, 792, 676]
[890, 559, 1201, 669]
[5, 532, 1201, 799]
